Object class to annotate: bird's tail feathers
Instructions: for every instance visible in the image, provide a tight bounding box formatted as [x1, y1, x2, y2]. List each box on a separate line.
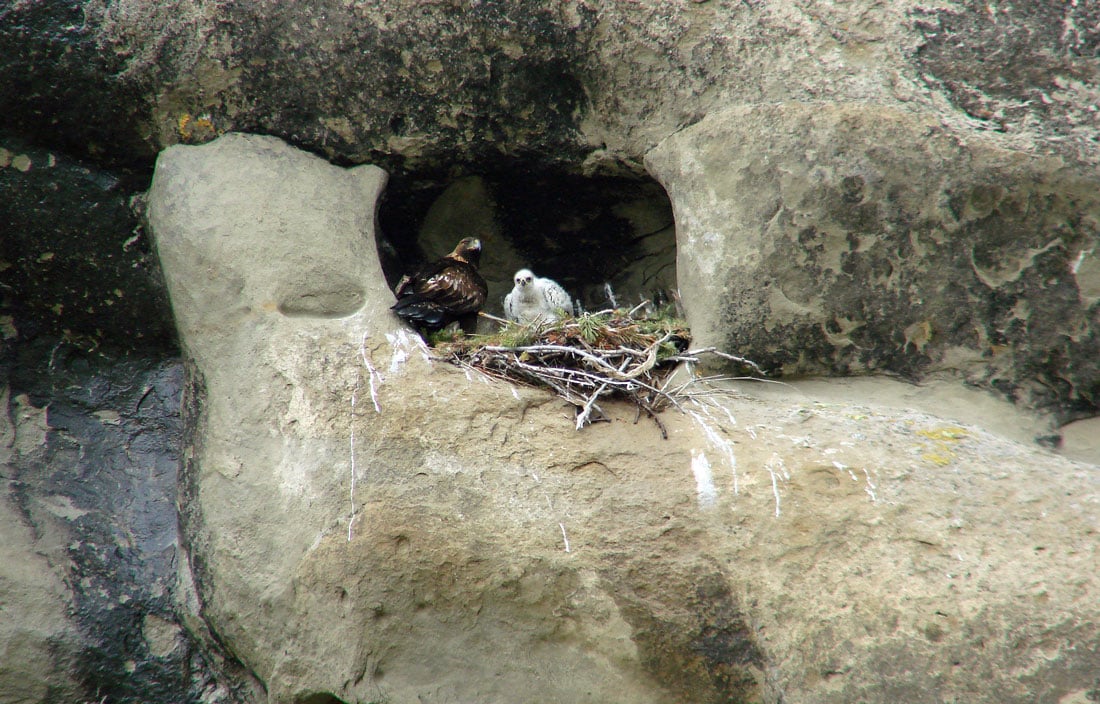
[391, 298, 447, 328]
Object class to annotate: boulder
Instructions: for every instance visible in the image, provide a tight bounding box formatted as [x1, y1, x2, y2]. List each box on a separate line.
[147, 133, 1100, 704]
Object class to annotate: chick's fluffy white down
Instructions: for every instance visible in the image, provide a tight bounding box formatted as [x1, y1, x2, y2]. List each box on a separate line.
[504, 268, 573, 324]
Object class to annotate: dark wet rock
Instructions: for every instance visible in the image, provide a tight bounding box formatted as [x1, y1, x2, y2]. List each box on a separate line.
[3, 340, 254, 703]
[0, 134, 175, 354]
[0, 2, 158, 166]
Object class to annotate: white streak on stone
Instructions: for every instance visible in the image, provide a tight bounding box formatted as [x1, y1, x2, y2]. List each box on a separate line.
[863, 467, 879, 503]
[348, 387, 357, 542]
[1071, 248, 1089, 274]
[358, 331, 382, 413]
[691, 450, 718, 509]
[833, 460, 859, 482]
[559, 522, 571, 553]
[385, 331, 410, 373]
[765, 453, 787, 517]
[688, 406, 739, 495]
[715, 401, 737, 426]
[384, 329, 431, 373]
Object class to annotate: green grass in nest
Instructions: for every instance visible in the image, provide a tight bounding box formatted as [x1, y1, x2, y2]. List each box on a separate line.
[433, 309, 691, 361]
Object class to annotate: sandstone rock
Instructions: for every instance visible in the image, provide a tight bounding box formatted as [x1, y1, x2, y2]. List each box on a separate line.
[148, 134, 1100, 704]
[4, 0, 1099, 416]
[4, 1, 1095, 171]
[646, 102, 1100, 415]
[0, 388, 81, 704]
[5, 0, 1100, 698]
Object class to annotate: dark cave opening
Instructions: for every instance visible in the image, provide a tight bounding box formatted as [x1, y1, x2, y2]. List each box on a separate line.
[376, 161, 678, 325]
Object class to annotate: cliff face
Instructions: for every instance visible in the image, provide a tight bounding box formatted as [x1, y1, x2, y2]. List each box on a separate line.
[4, 0, 1099, 414]
[146, 134, 1098, 704]
[1, 1, 1099, 702]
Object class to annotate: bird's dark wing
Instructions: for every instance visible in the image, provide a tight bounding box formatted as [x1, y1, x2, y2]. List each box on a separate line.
[414, 260, 487, 313]
[391, 256, 488, 334]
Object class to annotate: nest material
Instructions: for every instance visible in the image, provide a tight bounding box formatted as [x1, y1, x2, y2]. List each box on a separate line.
[432, 309, 764, 436]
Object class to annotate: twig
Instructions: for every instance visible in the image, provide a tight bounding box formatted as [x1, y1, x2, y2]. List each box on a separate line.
[576, 382, 609, 430]
[644, 405, 669, 440]
[615, 331, 672, 380]
[478, 310, 512, 325]
[669, 347, 766, 375]
[483, 344, 625, 375]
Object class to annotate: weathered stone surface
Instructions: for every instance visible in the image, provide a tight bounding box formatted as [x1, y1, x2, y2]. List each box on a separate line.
[0, 388, 82, 704]
[0, 133, 175, 352]
[148, 135, 1100, 704]
[4, 1, 1096, 170]
[4, 0, 1100, 698]
[0, 342, 254, 703]
[3, 0, 1099, 416]
[915, 0, 1100, 156]
[647, 102, 1100, 417]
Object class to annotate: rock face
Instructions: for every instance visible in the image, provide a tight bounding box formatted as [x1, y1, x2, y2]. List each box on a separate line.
[0, 135, 175, 352]
[646, 103, 1100, 413]
[4, 0, 1098, 416]
[1, 349, 252, 704]
[144, 134, 1099, 704]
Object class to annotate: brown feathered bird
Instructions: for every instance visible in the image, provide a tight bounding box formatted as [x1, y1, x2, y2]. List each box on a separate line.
[391, 237, 488, 332]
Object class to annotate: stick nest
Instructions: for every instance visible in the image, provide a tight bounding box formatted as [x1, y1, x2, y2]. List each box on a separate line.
[430, 308, 764, 435]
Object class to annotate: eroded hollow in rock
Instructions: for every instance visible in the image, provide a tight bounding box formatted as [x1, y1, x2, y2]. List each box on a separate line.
[376, 162, 677, 326]
[294, 693, 347, 704]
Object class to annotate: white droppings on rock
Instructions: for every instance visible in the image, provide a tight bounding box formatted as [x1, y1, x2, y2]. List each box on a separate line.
[385, 328, 431, 374]
[688, 403, 739, 495]
[691, 449, 717, 509]
[765, 453, 789, 517]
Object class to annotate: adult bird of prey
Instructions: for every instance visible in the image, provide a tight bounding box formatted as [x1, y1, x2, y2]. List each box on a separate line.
[391, 237, 488, 333]
[504, 268, 573, 324]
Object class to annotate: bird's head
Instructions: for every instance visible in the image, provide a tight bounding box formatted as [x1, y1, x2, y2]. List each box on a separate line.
[514, 269, 535, 289]
[450, 237, 482, 266]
